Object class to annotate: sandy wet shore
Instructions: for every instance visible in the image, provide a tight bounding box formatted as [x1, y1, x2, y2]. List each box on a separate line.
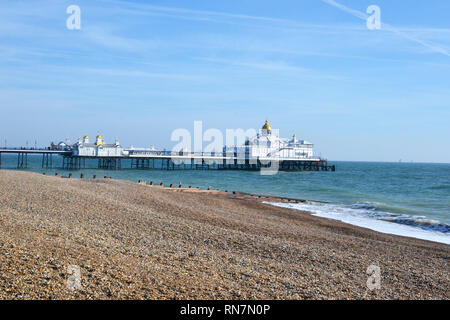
[0, 170, 448, 299]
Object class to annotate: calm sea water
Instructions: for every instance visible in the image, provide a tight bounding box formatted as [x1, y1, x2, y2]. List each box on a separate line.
[1, 154, 449, 243]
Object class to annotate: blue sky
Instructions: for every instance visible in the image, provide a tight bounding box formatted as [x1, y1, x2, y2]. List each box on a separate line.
[1, 0, 449, 162]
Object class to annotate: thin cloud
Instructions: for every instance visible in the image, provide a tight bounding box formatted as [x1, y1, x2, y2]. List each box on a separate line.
[99, 0, 450, 58]
[77, 67, 208, 81]
[322, 0, 368, 20]
[198, 57, 345, 80]
[100, 0, 362, 32]
[321, 0, 450, 57]
[199, 57, 308, 72]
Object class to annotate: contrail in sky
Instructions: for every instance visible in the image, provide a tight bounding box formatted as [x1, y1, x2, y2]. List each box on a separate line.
[322, 0, 450, 57]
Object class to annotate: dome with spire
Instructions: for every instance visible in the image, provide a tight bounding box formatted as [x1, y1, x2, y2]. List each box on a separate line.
[96, 133, 103, 146]
[262, 120, 272, 131]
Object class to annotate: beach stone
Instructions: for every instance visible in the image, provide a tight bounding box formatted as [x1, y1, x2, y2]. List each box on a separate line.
[0, 170, 448, 300]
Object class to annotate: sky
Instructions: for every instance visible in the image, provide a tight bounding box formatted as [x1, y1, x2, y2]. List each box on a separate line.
[0, 0, 449, 162]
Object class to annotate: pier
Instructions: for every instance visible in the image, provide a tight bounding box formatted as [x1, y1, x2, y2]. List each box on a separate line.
[0, 148, 335, 171]
[0, 122, 336, 172]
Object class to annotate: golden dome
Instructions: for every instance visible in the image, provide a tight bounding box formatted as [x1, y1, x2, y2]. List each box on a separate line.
[262, 120, 272, 131]
[96, 133, 103, 145]
[84, 135, 89, 139]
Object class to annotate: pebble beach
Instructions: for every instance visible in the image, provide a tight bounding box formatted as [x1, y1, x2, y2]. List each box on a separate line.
[0, 170, 448, 299]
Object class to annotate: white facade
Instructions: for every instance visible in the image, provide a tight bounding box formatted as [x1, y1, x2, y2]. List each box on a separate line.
[225, 121, 315, 160]
[72, 134, 125, 157]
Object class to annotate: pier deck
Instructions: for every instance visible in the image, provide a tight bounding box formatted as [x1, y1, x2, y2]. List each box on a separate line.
[0, 148, 335, 171]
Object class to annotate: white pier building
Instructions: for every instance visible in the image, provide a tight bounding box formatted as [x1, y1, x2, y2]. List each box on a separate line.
[225, 120, 315, 160]
[72, 134, 126, 157]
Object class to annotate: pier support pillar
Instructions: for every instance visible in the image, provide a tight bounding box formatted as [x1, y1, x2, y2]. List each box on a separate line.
[17, 153, 28, 169]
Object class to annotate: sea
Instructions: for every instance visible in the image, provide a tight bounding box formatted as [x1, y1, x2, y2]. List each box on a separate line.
[1, 155, 449, 245]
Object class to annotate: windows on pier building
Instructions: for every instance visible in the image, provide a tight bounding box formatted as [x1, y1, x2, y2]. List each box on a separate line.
[72, 134, 124, 157]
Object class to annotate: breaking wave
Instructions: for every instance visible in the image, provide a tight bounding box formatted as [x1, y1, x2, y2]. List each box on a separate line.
[267, 201, 450, 245]
[348, 201, 450, 233]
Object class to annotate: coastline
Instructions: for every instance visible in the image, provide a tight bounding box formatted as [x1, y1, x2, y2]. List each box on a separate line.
[0, 170, 448, 299]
